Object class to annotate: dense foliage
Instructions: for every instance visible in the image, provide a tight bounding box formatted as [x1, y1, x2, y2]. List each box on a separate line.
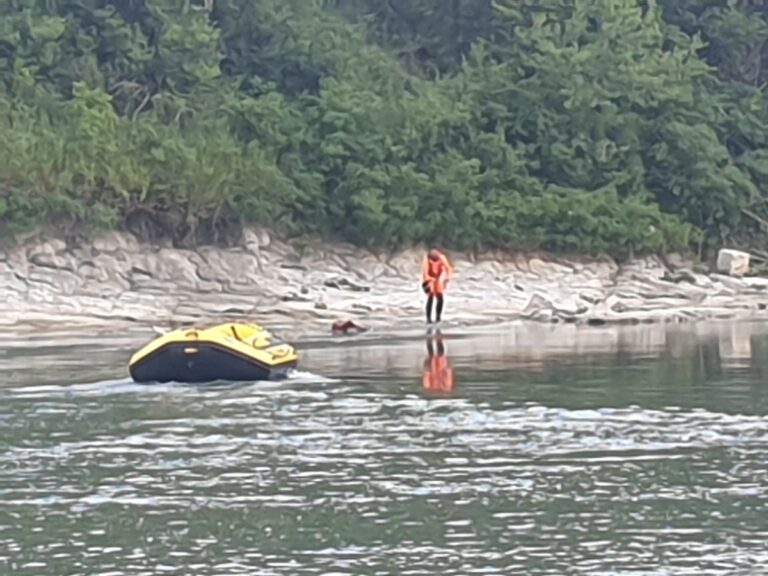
[2, 0, 768, 256]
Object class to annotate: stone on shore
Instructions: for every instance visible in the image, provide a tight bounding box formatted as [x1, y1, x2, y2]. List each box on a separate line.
[717, 249, 750, 277]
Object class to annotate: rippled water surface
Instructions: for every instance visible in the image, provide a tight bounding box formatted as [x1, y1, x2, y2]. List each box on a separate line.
[1, 321, 767, 575]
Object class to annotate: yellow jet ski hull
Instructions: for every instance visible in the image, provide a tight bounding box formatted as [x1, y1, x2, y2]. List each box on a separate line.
[129, 322, 298, 383]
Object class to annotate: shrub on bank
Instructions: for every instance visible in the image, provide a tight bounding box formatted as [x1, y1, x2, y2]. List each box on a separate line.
[0, 1, 764, 257]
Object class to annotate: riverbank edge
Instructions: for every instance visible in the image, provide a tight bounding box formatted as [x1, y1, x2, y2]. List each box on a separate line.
[3, 227, 768, 341]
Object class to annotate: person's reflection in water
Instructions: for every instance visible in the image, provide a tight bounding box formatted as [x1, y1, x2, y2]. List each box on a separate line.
[422, 329, 455, 395]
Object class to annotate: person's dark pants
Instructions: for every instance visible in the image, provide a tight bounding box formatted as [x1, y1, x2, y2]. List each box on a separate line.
[426, 293, 444, 323]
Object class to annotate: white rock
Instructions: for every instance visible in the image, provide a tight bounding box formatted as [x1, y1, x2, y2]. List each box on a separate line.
[0, 262, 26, 293]
[589, 261, 619, 283]
[521, 292, 554, 317]
[93, 231, 140, 254]
[26, 240, 72, 269]
[27, 268, 82, 294]
[242, 226, 271, 253]
[553, 296, 588, 317]
[149, 249, 202, 288]
[27, 238, 66, 257]
[530, 308, 555, 322]
[527, 257, 550, 277]
[717, 249, 750, 277]
[744, 277, 768, 291]
[710, 273, 746, 291]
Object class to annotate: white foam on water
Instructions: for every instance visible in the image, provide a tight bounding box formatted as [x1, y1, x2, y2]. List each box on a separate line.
[286, 369, 340, 385]
[2, 369, 338, 400]
[2, 378, 166, 399]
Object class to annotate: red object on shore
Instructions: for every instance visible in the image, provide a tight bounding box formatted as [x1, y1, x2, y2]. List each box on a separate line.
[331, 320, 366, 334]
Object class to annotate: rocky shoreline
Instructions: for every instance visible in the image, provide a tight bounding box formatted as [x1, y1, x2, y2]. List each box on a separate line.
[2, 228, 768, 340]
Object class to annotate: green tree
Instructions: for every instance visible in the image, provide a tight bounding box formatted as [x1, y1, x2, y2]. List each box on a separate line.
[1, 0, 768, 256]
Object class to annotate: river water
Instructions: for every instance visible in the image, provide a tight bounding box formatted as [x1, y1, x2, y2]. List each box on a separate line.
[1, 321, 767, 575]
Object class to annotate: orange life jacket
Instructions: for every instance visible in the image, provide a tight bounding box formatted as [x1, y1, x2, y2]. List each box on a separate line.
[421, 252, 453, 293]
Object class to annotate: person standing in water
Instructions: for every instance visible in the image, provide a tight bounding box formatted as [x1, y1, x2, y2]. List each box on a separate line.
[421, 248, 453, 324]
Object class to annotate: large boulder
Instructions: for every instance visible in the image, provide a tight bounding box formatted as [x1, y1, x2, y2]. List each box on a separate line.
[717, 249, 750, 277]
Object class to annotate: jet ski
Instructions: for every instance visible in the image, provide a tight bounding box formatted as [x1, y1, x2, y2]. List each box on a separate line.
[129, 322, 298, 383]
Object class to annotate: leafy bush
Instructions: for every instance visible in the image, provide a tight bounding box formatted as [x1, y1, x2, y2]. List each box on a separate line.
[0, 0, 766, 256]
